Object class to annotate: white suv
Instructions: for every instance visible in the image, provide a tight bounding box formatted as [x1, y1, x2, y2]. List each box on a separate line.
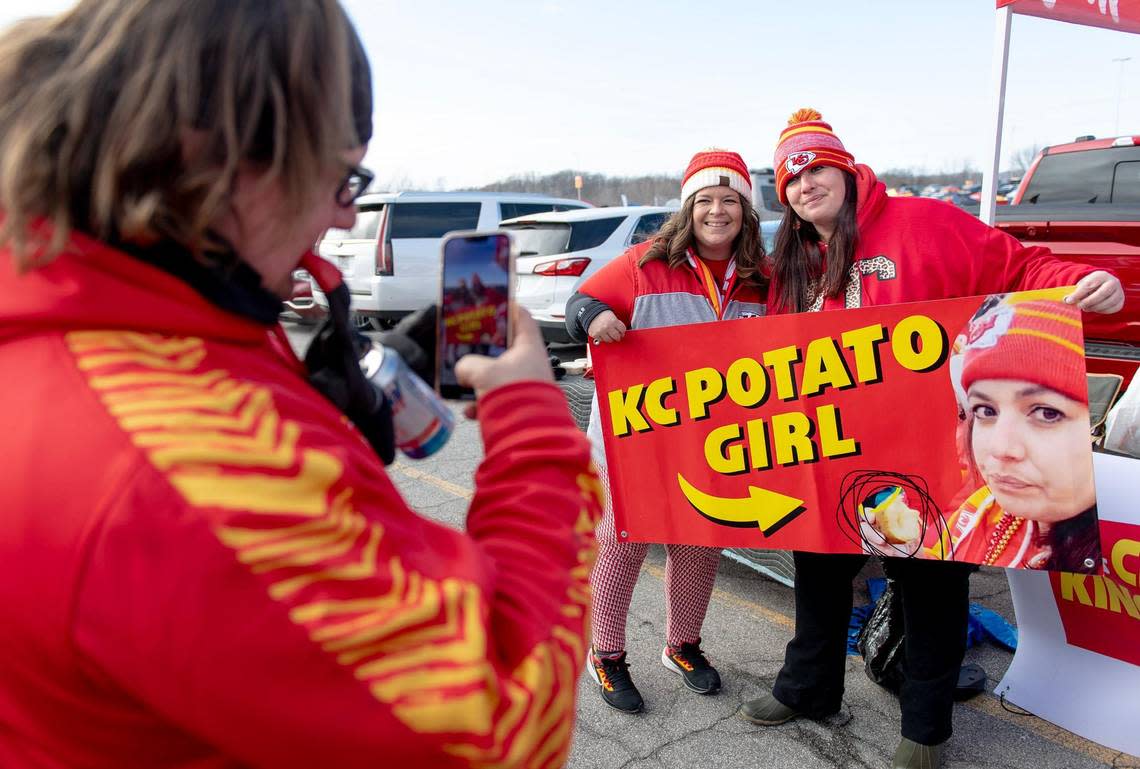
[313, 191, 587, 326]
[502, 206, 677, 343]
[504, 206, 781, 343]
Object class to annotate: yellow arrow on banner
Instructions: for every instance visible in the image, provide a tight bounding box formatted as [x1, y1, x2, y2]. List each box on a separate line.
[677, 473, 805, 536]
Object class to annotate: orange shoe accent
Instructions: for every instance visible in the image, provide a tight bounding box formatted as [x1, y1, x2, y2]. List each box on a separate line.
[670, 653, 695, 672]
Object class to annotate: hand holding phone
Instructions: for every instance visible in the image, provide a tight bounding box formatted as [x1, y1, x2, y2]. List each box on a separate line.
[437, 231, 515, 399]
[454, 304, 553, 403]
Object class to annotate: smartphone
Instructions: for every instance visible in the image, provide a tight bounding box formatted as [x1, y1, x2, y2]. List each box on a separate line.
[437, 230, 515, 400]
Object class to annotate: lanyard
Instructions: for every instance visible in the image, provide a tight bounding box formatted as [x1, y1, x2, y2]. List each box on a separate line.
[689, 250, 734, 320]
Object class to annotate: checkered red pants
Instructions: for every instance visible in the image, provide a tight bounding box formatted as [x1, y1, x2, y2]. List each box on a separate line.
[590, 464, 722, 652]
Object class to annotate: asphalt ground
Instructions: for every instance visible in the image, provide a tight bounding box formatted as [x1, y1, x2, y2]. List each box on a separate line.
[283, 320, 1140, 769]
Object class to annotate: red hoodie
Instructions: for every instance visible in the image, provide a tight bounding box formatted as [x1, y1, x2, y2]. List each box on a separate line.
[0, 229, 601, 769]
[771, 165, 1095, 311]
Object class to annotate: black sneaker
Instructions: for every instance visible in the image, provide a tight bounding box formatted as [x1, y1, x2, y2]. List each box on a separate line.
[661, 640, 721, 694]
[586, 649, 644, 713]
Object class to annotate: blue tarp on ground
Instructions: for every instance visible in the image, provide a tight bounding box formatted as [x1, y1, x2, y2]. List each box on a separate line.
[847, 577, 1018, 655]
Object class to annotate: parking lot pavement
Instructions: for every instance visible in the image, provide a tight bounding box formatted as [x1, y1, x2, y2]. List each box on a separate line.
[281, 320, 1140, 769]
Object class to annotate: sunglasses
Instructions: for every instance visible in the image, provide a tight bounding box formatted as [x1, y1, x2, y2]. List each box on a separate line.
[336, 165, 375, 207]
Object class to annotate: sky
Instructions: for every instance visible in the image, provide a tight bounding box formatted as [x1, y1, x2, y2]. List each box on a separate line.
[3, 0, 1138, 190]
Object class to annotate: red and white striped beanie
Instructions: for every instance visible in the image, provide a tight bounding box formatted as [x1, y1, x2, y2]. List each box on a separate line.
[680, 149, 752, 207]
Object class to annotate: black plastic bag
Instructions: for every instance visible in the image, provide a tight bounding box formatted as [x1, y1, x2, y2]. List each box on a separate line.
[857, 579, 987, 701]
[857, 578, 907, 694]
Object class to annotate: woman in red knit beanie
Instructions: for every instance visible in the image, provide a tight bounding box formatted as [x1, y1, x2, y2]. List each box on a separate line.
[938, 296, 1098, 570]
[740, 108, 1124, 769]
[563, 148, 768, 714]
[862, 295, 1100, 570]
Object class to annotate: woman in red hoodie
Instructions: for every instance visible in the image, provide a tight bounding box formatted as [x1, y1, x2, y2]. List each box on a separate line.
[737, 108, 1123, 769]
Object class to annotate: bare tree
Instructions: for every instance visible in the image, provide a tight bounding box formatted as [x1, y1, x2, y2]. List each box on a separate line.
[476, 170, 680, 206]
[376, 173, 418, 192]
[1009, 143, 1043, 175]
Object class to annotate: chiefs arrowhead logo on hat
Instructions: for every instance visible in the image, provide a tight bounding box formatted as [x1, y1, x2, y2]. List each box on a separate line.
[965, 306, 1012, 350]
[785, 151, 816, 176]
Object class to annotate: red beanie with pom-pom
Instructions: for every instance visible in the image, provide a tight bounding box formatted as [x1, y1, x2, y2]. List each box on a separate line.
[773, 107, 856, 204]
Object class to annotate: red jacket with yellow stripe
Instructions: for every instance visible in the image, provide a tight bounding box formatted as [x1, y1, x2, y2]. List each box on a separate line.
[0, 229, 601, 769]
[924, 487, 1046, 568]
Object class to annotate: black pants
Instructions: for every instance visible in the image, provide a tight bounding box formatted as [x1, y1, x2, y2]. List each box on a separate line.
[772, 551, 972, 745]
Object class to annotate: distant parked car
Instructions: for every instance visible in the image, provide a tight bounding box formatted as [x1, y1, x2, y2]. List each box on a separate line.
[748, 167, 785, 221]
[280, 268, 326, 324]
[760, 219, 778, 251]
[503, 206, 778, 344]
[997, 180, 1020, 198]
[312, 191, 589, 328]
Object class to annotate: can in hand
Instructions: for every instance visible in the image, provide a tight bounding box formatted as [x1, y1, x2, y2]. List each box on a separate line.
[360, 343, 454, 459]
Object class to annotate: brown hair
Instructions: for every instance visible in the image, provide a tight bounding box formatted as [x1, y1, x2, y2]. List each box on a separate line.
[769, 173, 859, 312]
[0, 0, 360, 270]
[637, 191, 767, 289]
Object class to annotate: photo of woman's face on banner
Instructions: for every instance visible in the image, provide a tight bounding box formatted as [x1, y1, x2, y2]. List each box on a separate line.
[857, 294, 1102, 573]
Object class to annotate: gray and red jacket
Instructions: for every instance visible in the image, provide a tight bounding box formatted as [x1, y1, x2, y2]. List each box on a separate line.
[568, 240, 766, 338]
[566, 240, 767, 463]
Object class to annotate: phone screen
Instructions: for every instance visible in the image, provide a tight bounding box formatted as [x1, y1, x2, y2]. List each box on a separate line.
[437, 231, 514, 400]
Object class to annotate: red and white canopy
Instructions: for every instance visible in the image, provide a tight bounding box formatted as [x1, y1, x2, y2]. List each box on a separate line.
[997, 0, 1140, 35]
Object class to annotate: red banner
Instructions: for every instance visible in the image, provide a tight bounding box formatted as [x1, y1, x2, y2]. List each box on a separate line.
[1052, 519, 1140, 665]
[998, 0, 1140, 35]
[593, 288, 1102, 571]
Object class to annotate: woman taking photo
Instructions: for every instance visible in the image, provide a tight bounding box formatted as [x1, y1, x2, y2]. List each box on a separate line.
[565, 149, 767, 713]
[739, 109, 1123, 769]
[0, 2, 601, 766]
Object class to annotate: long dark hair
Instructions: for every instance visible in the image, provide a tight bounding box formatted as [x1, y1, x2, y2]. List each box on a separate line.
[638, 191, 767, 290]
[770, 173, 859, 312]
[1041, 507, 1100, 572]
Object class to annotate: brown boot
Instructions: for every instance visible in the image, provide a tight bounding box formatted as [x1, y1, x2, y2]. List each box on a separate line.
[738, 690, 801, 726]
[891, 737, 944, 769]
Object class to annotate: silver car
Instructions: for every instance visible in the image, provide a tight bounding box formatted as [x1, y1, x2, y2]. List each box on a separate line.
[314, 191, 587, 328]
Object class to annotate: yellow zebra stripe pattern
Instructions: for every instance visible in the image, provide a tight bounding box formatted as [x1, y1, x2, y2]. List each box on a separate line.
[68, 330, 601, 768]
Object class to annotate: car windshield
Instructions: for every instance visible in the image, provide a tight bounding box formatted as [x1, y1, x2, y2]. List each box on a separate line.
[508, 224, 571, 256]
[1021, 145, 1140, 204]
[324, 204, 384, 241]
[507, 217, 625, 256]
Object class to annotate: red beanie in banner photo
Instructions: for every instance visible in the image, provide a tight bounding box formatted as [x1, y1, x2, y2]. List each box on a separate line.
[959, 299, 1088, 405]
[773, 108, 857, 204]
[680, 149, 752, 207]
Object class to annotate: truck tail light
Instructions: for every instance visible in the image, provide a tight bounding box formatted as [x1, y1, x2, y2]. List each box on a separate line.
[533, 257, 590, 277]
[375, 206, 393, 276]
[375, 239, 393, 275]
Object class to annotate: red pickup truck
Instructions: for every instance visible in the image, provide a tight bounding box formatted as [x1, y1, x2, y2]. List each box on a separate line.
[995, 135, 1140, 387]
